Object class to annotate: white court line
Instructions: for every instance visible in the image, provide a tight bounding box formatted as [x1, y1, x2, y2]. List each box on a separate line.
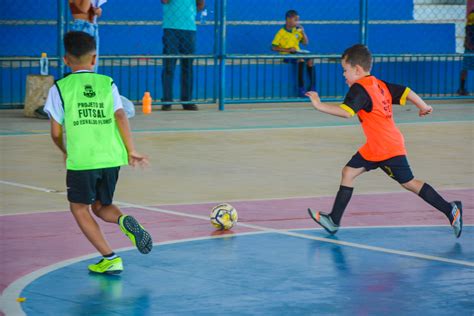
[0, 208, 69, 217]
[0, 180, 59, 193]
[2, 179, 472, 268]
[1, 179, 473, 315]
[117, 200, 474, 267]
[290, 225, 474, 231]
[0, 231, 269, 316]
[134, 120, 474, 135]
[144, 186, 473, 207]
[1, 119, 472, 137]
[1, 225, 473, 316]
[2, 179, 471, 216]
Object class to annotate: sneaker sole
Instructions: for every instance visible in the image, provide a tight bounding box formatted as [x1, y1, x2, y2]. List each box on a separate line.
[121, 216, 153, 254]
[88, 269, 123, 275]
[454, 201, 463, 238]
[307, 208, 338, 235]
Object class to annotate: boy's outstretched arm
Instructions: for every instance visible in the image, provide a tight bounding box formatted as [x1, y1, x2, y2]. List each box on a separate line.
[406, 90, 433, 117]
[305, 91, 353, 118]
[115, 109, 149, 167]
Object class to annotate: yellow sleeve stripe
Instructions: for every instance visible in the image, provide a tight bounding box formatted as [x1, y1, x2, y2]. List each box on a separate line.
[399, 87, 411, 106]
[340, 104, 355, 117]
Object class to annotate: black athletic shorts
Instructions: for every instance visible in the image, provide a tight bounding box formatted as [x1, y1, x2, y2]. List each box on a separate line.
[66, 167, 120, 205]
[346, 152, 414, 184]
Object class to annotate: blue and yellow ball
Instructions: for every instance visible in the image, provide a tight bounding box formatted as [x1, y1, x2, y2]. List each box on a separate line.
[210, 203, 238, 230]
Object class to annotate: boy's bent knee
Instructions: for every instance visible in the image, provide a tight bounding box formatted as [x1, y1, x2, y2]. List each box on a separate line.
[70, 202, 89, 211]
[91, 201, 103, 214]
[69, 203, 91, 218]
[401, 179, 423, 193]
[341, 166, 358, 179]
[341, 166, 365, 187]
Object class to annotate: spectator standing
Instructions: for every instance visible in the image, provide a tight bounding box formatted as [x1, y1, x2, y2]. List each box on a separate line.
[458, 4, 474, 96]
[161, 0, 205, 111]
[69, 0, 104, 72]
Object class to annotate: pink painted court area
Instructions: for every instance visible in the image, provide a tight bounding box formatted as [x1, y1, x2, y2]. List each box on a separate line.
[1, 188, 472, 296]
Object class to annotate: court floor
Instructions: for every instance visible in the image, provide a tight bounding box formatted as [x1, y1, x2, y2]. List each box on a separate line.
[1, 101, 473, 315]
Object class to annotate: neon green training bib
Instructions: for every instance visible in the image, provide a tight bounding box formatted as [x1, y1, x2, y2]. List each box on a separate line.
[56, 72, 128, 170]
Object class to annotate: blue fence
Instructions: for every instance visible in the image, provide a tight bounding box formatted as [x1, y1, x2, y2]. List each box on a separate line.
[0, 0, 472, 109]
[2, 54, 471, 109]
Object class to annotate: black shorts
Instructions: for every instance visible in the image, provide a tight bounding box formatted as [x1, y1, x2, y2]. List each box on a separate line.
[66, 167, 120, 205]
[346, 152, 414, 184]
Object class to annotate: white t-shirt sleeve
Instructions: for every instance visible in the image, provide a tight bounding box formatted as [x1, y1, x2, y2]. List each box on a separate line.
[112, 83, 123, 112]
[44, 82, 123, 122]
[43, 85, 64, 125]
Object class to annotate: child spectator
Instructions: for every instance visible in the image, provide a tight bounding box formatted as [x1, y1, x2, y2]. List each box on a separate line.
[272, 10, 315, 97]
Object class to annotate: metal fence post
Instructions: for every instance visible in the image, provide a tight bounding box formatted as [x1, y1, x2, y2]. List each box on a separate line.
[58, 0, 66, 78]
[213, 0, 219, 105]
[218, 0, 226, 111]
[360, 0, 368, 46]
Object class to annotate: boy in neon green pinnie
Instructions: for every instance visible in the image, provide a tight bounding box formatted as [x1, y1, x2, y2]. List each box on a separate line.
[45, 31, 153, 274]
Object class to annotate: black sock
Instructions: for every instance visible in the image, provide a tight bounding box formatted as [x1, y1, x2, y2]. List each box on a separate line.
[117, 215, 123, 225]
[329, 185, 354, 225]
[104, 252, 117, 260]
[306, 65, 314, 88]
[298, 62, 304, 87]
[418, 183, 452, 220]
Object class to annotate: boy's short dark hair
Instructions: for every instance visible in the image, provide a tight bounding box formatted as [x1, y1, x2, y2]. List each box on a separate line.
[342, 44, 372, 72]
[285, 10, 298, 19]
[64, 31, 96, 58]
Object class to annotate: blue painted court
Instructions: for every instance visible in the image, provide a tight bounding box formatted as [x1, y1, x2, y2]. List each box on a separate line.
[19, 226, 474, 315]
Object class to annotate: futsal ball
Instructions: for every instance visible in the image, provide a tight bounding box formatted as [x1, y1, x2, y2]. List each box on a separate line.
[210, 203, 238, 230]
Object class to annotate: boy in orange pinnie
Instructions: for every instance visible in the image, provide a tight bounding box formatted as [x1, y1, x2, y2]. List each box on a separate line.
[306, 44, 463, 238]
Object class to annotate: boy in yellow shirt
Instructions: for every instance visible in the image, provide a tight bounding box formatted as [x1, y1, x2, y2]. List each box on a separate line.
[272, 10, 315, 97]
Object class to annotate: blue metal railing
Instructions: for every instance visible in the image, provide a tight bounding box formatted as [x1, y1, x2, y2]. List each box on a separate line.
[0, 57, 60, 109]
[223, 54, 473, 104]
[99, 55, 217, 106]
[1, 54, 472, 109]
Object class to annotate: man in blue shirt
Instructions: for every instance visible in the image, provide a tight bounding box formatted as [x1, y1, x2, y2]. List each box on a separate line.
[458, 7, 474, 96]
[161, 0, 205, 111]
